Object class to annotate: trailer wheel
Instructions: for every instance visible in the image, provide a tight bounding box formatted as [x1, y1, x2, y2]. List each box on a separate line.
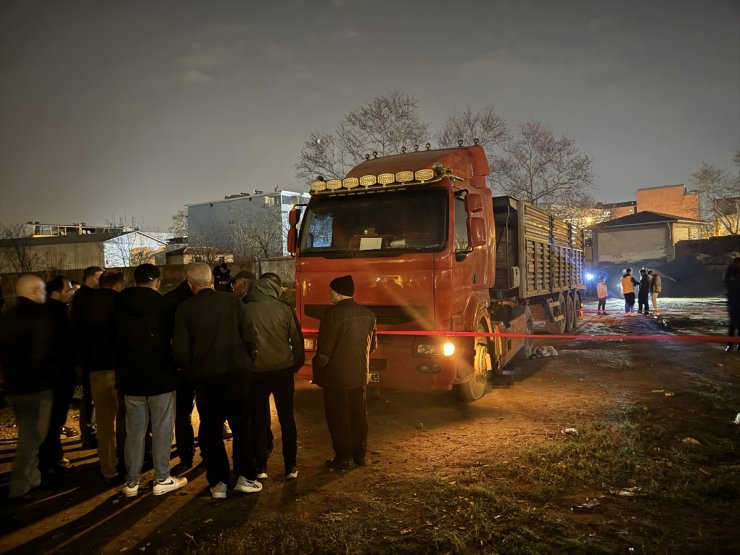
[571, 291, 582, 331]
[454, 320, 491, 402]
[516, 305, 534, 359]
[545, 293, 566, 335]
[564, 294, 576, 332]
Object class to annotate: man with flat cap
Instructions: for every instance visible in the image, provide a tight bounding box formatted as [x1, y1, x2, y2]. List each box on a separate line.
[313, 275, 377, 471]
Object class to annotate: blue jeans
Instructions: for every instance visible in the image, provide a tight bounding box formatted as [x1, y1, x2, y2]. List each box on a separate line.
[124, 391, 175, 483]
[7, 390, 53, 497]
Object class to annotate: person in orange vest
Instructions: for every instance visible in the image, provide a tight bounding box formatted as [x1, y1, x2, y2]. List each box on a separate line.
[596, 275, 608, 315]
[620, 268, 639, 315]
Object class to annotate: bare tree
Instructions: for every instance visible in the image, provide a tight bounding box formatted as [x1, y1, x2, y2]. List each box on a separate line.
[169, 208, 188, 237]
[231, 206, 284, 261]
[691, 153, 740, 236]
[492, 121, 593, 217]
[295, 90, 428, 183]
[436, 105, 509, 151]
[0, 223, 42, 272]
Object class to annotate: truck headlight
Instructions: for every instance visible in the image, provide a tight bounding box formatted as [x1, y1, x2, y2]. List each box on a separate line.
[416, 341, 455, 357]
[304, 338, 315, 351]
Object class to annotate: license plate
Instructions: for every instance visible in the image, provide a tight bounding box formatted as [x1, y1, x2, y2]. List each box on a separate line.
[369, 372, 380, 383]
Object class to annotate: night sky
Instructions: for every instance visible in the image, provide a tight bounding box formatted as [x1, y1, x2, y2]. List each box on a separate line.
[1, 0, 738, 231]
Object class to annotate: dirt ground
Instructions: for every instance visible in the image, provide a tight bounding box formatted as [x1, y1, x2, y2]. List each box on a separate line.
[1, 301, 739, 554]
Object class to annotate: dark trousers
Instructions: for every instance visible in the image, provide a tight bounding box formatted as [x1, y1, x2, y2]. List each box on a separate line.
[195, 378, 255, 486]
[175, 381, 196, 464]
[597, 298, 606, 312]
[252, 369, 296, 474]
[624, 292, 636, 312]
[38, 369, 76, 472]
[79, 368, 95, 441]
[638, 294, 650, 313]
[323, 386, 367, 464]
[729, 303, 740, 346]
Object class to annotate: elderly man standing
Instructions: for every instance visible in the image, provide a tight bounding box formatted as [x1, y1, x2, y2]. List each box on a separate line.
[313, 275, 377, 471]
[0, 275, 58, 498]
[172, 263, 261, 498]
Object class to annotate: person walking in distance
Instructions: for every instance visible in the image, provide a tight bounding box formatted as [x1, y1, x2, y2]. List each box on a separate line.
[648, 270, 662, 315]
[172, 263, 262, 498]
[637, 268, 651, 315]
[724, 257, 740, 352]
[596, 275, 608, 315]
[242, 277, 304, 481]
[0, 275, 58, 498]
[116, 264, 186, 497]
[620, 268, 639, 316]
[313, 275, 377, 471]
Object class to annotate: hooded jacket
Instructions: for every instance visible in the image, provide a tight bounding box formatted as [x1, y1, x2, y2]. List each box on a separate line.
[242, 278, 304, 373]
[313, 298, 377, 390]
[114, 286, 179, 396]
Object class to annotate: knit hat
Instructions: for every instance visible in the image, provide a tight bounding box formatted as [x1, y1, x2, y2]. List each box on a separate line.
[330, 275, 354, 297]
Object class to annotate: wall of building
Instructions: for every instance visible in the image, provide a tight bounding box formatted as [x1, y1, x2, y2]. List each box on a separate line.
[636, 185, 699, 219]
[0, 242, 105, 273]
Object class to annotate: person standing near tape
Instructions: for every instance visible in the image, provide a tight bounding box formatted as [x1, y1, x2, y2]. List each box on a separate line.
[313, 275, 377, 471]
[637, 268, 651, 315]
[620, 268, 639, 315]
[648, 270, 662, 315]
[724, 257, 740, 352]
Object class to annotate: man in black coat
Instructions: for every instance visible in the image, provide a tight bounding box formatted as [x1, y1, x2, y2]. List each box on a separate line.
[725, 257, 740, 352]
[313, 275, 377, 471]
[164, 275, 196, 468]
[0, 275, 58, 498]
[172, 263, 261, 498]
[38, 275, 77, 480]
[115, 264, 186, 497]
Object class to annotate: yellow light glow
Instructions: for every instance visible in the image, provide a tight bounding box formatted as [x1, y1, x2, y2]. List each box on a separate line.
[359, 175, 377, 187]
[326, 179, 342, 190]
[310, 180, 327, 192]
[443, 342, 455, 357]
[415, 168, 434, 182]
[343, 177, 359, 189]
[304, 338, 315, 350]
[395, 170, 414, 183]
[378, 173, 395, 185]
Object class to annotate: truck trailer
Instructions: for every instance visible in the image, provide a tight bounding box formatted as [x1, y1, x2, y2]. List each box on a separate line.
[287, 144, 584, 401]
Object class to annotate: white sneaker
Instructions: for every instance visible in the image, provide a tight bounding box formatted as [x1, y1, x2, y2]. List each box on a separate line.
[234, 476, 262, 493]
[122, 481, 139, 497]
[256, 471, 268, 480]
[210, 481, 228, 499]
[285, 468, 299, 480]
[153, 476, 187, 496]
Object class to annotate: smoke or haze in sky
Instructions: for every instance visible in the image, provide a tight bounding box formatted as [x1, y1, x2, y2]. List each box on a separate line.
[1, 0, 737, 230]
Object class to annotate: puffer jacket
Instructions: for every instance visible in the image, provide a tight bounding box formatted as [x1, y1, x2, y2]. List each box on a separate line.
[313, 298, 377, 390]
[73, 287, 119, 372]
[243, 279, 304, 373]
[115, 286, 179, 396]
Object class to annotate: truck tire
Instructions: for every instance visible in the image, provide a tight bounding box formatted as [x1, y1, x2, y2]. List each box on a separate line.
[571, 291, 582, 331]
[564, 294, 576, 332]
[545, 293, 566, 335]
[516, 305, 534, 359]
[454, 320, 491, 402]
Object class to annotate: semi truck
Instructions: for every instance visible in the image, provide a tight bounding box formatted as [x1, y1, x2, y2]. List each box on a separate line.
[287, 144, 584, 401]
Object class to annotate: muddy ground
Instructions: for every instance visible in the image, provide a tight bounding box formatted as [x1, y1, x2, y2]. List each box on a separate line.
[1, 299, 739, 554]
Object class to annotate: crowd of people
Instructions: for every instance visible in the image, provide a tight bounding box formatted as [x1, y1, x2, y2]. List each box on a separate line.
[0, 263, 377, 500]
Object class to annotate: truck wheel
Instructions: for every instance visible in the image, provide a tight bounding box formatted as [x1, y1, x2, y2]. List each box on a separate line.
[571, 291, 582, 331]
[564, 294, 575, 332]
[454, 320, 491, 402]
[545, 293, 566, 335]
[516, 305, 534, 359]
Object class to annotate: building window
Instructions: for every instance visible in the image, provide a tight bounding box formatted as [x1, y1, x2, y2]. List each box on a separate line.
[264, 196, 276, 206]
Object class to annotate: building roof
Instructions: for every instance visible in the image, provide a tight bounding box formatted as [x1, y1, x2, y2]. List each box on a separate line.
[594, 210, 707, 229]
[0, 230, 166, 248]
[187, 189, 309, 208]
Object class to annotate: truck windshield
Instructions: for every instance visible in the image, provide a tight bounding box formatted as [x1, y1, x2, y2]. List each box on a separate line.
[299, 188, 447, 257]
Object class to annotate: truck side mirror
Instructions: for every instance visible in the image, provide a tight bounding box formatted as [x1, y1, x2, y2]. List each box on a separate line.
[467, 217, 486, 248]
[287, 207, 301, 255]
[465, 193, 483, 214]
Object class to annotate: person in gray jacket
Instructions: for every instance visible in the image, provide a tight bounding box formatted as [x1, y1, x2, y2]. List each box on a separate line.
[313, 275, 377, 471]
[243, 277, 304, 480]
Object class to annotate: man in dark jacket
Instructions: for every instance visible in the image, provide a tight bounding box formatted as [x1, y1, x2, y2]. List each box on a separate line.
[70, 265, 103, 448]
[38, 275, 77, 480]
[172, 263, 261, 498]
[243, 277, 304, 480]
[314, 275, 377, 471]
[0, 275, 58, 497]
[163, 275, 196, 468]
[637, 268, 651, 315]
[76, 270, 125, 481]
[115, 264, 186, 497]
[725, 257, 740, 352]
